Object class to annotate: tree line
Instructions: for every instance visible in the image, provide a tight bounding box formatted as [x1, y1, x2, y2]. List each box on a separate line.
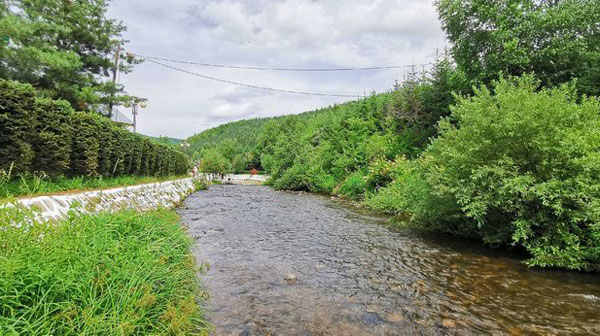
[190, 0, 600, 271]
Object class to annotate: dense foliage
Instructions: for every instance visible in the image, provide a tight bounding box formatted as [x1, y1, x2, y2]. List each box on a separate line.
[0, 207, 208, 334]
[366, 77, 600, 270]
[437, 0, 600, 96]
[188, 118, 270, 173]
[190, 61, 467, 180]
[0, 79, 189, 179]
[0, 0, 138, 112]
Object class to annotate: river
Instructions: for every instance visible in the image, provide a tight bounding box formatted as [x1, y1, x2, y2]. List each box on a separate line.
[178, 185, 600, 335]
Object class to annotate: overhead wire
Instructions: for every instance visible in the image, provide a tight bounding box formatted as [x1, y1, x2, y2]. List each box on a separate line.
[134, 53, 429, 72]
[140, 56, 359, 98]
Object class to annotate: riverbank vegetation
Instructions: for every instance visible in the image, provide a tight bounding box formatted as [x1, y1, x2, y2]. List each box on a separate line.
[190, 0, 600, 271]
[0, 207, 209, 335]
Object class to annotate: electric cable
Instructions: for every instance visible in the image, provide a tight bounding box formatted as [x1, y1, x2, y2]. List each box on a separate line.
[135, 53, 429, 72]
[141, 56, 359, 98]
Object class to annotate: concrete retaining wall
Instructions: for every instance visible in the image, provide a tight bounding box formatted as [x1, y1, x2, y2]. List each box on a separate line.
[3, 174, 268, 223]
[6, 178, 197, 222]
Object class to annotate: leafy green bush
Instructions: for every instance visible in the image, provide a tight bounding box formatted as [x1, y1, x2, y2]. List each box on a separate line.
[307, 170, 336, 194]
[272, 163, 312, 191]
[375, 76, 600, 270]
[365, 157, 458, 225]
[199, 148, 230, 175]
[0, 207, 208, 334]
[337, 171, 367, 199]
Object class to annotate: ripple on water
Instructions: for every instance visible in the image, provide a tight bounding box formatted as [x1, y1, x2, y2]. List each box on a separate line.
[179, 185, 600, 335]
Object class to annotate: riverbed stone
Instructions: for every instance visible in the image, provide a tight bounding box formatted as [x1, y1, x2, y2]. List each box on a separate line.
[284, 273, 297, 284]
[442, 319, 456, 328]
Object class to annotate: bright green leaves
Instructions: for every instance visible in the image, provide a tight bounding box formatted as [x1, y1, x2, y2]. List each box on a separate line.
[199, 148, 231, 175]
[376, 75, 600, 270]
[437, 0, 600, 96]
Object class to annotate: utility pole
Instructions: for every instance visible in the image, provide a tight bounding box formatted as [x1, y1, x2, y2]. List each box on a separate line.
[129, 98, 147, 134]
[109, 42, 121, 118]
[132, 103, 138, 133]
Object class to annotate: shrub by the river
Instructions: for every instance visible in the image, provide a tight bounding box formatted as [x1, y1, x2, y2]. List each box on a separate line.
[0, 207, 208, 335]
[367, 76, 600, 271]
[337, 171, 367, 200]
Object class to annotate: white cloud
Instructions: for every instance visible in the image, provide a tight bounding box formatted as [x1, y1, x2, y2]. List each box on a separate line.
[108, 0, 446, 138]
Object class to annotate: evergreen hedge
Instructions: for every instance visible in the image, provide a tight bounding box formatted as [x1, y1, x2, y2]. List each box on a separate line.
[33, 99, 72, 177]
[0, 80, 35, 175]
[0, 79, 189, 178]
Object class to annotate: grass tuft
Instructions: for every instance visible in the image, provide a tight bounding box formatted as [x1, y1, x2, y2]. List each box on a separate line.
[0, 207, 209, 335]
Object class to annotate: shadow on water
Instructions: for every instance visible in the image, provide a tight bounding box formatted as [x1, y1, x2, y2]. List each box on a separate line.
[179, 185, 600, 335]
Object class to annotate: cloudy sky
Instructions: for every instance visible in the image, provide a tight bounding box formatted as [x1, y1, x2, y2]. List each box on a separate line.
[107, 0, 447, 139]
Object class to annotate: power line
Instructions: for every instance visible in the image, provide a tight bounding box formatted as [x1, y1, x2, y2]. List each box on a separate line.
[135, 53, 429, 72]
[141, 56, 358, 98]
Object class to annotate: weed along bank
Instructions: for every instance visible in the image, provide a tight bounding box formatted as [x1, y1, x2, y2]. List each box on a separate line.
[0, 177, 211, 335]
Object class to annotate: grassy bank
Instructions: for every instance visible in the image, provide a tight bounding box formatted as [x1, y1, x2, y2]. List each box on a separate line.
[0, 174, 189, 199]
[0, 207, 208, 335]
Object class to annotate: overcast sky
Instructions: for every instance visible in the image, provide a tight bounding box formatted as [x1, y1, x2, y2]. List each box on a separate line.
[107, 0, 446, 139]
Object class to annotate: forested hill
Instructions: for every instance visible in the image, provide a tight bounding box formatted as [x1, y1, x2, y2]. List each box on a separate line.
[186, 63, 461, 177]
[187, 117, 271, 154]
[140, 134, 183, 147]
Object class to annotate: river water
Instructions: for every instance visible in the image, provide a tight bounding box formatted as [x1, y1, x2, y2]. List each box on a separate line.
[178, 185, 600, 335]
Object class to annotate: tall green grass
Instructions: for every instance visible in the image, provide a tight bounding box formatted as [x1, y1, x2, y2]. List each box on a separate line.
[0, 207, 209, 335]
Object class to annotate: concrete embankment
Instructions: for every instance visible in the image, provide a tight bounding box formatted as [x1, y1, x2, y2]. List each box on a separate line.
[4, 174, 267, 222]
[5, 178, 197, 222]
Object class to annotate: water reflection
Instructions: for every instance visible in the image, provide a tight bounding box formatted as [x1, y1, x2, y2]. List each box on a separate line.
[179, 185, 600, 335]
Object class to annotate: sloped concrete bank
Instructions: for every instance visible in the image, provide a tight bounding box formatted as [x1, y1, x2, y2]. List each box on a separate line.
[3, 174, 268, 223]
[6, 178, 198, 222]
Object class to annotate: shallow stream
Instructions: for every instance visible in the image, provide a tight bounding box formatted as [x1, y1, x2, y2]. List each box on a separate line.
[178, 185, 600, 335]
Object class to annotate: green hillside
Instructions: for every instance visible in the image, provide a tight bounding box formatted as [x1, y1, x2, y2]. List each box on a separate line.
[140, 134, 183, 147]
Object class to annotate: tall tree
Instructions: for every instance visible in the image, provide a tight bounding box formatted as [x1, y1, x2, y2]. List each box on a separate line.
[0, 0, 138, 113]
[437, 0, 600, 96]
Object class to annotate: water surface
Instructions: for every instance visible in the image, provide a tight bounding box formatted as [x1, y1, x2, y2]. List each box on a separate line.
[179, 185, 600, 335]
